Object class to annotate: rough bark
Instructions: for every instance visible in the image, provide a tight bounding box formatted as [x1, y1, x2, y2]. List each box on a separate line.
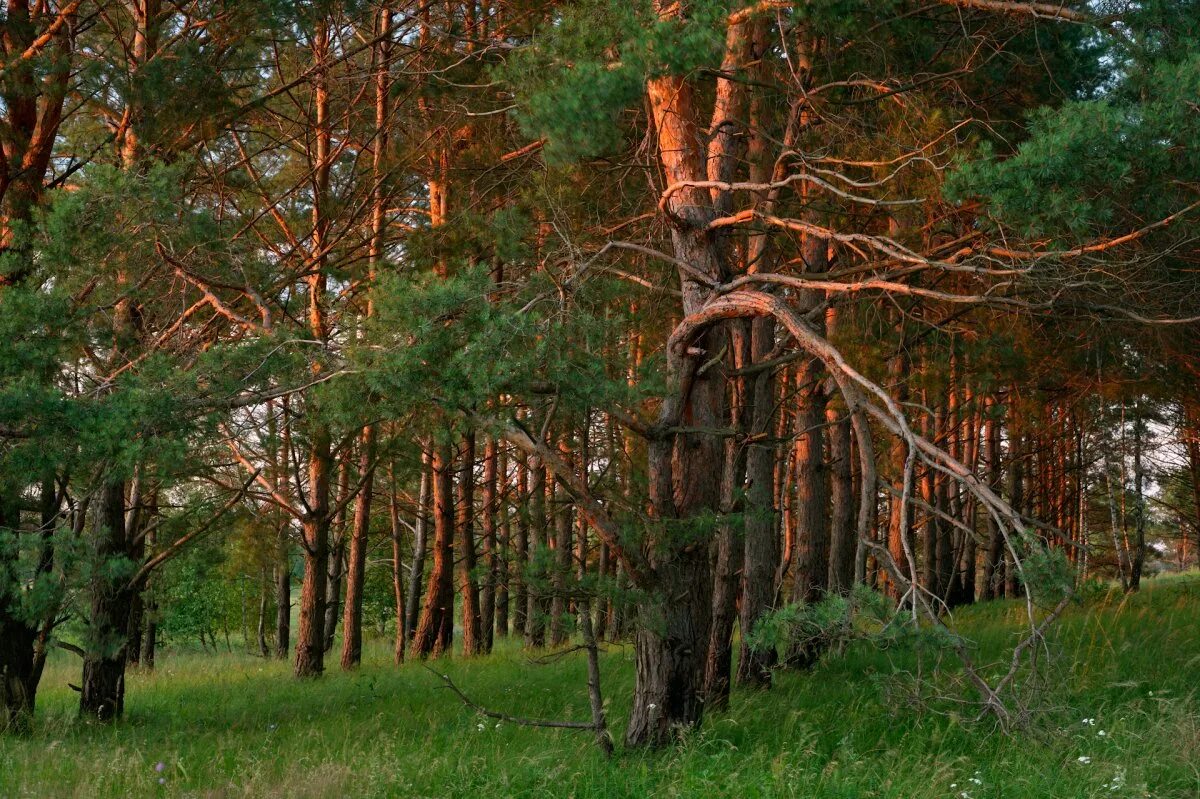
[549, 469, 574, 648]
[934, 406, 955, 601]
[512, 450, 529, 638]
[0, 494, 37, 732]
[294, 504, 330, 676]
[413, 441, 455, 657]
[1129, 411, 1147, 592]
[624, 3, 743, 746]
[523, 456, 547, 649]
[1004, 429, 1024, 600]
[981, 408, 1005, 600]
[80, 481, 134, 720]
[827, 402, 856, 594]
[389, 473, 406, 664]
[738, 316, 778, 686]
[704, 321, 748, 707]
[1187, 406, 1200, 570]
[293, 18, 334, 679]
[404, 448, 431, 641]
[0, 5, 75, 728]
[323, 460, 350, 654]
[274, 525, 291, 659]
[480, 437, 498, 651]
[883, 350, 912, 600]
[340, 428, 375, 670]
[495, 445, 511, 638]
[791, 359, 830, 604]
[458, 433, 483, 656]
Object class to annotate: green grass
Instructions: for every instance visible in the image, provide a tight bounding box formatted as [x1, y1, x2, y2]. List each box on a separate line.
[4, 577, 1200, 798]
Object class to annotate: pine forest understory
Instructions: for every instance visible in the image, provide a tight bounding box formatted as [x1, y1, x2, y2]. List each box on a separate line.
[2, 0, 1200, 796]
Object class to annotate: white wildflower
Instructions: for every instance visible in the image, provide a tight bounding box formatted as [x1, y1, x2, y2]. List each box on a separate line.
[1082, 718, 1096, 726]
[1078, 756, 1092, 764]
[1097, 730, 1107, 737]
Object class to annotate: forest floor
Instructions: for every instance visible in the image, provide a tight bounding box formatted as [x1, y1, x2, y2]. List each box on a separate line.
[4, 575, 1200, 798]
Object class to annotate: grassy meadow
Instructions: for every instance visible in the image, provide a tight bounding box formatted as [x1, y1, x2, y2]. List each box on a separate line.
[3, 576, 1200, 798]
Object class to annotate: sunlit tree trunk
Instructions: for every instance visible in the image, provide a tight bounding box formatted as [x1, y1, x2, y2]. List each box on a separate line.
[480, 437, 498, 651]
[458, 434, 483, 656]
[626, 15, 734, 741]
[413, 442, 455, 657]
[292, 17, 336, 678]
[323, 459, 350, 653]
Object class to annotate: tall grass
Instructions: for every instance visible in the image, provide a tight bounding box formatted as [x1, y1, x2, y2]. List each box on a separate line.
[3, 576, 1199, 797]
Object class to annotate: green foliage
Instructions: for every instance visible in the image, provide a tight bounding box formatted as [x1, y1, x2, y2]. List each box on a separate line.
[158, 538, 239, 646]
[155, 517, 283, 651]
[356, 265, 641, 434]
[1012, 529, 1076, 607]
[0, 524, 83, 631]
[504, 0, 729, 162]
[950, 5, 1200, 241]
[747, 584, 896, 658]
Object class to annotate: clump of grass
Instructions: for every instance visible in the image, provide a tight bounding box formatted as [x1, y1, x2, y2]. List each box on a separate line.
[4, 576, 1199, 797]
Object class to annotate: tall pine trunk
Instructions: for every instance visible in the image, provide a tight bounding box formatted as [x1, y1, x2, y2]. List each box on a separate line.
[413, 442, 455, 657]
[549, 468, 574, 648]
[458, 434, 482, 656]
[341, 428, 375, 670]
[80, 481, 134, 720]
[0, 495, 37, 732]
[389, 474, 406, 663]
[523, 456, 547, 649]
[495, 446, 511, 638]
[480, 437, 498, 651]
[705, 322, 749, 707]
[827, 402, 856, 594]
[738, 316, 778, 685]
[404, 449, 430, 641]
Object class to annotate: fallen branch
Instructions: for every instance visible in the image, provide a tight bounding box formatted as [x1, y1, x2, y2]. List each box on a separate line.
[424, 665, 595, 730]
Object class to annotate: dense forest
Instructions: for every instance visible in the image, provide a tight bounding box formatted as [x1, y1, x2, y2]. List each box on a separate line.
[2, 0, 1199, 786]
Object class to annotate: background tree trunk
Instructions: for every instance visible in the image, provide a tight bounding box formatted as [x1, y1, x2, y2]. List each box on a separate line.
[341, 428, 375, 670]
[458, 434, 482, 656]
[404, 449, 430, 642]
[738, 316, 778, 686]
[80, 481, 134, 720]
[414, 442, 455, 657]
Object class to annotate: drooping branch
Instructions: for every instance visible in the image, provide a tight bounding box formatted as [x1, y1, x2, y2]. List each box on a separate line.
[497, 420, 649, 586]
[127, 469, 261, 589]
[666, 286, 1065, 722]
